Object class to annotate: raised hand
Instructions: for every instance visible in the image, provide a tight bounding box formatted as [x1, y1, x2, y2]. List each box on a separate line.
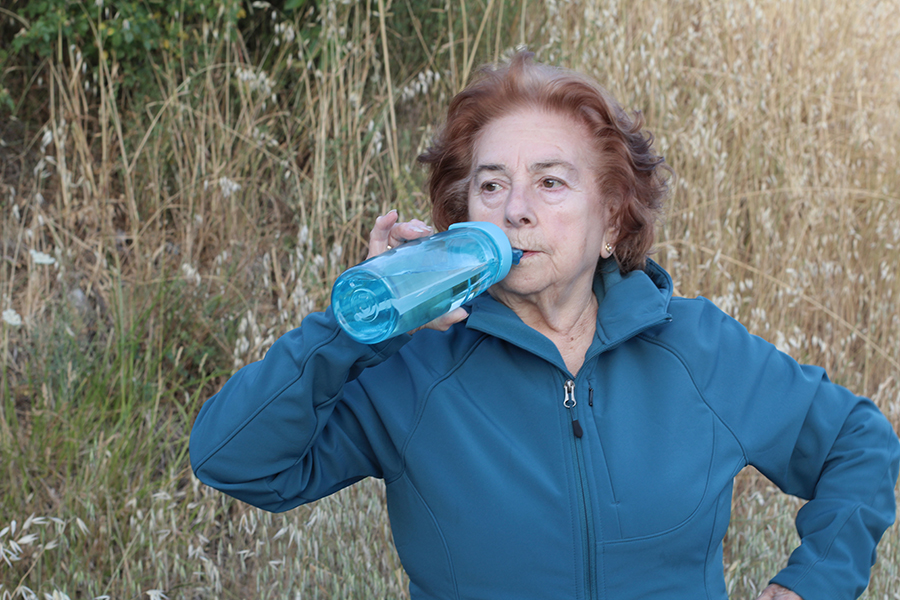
[755, 584, 803, 600]
[366, 210, 469, 333]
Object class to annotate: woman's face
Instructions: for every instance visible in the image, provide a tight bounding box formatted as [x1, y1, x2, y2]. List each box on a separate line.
[467, 107, 617, 307]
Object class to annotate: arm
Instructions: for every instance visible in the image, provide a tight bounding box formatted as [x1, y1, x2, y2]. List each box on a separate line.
[189, 308, 410, 511]
[673, 299, 899, 599]
[189, 212, 468, 512]
[766, 392, 899, 600]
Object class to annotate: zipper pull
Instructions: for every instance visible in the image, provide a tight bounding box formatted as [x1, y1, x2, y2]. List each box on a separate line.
[563, 380, 576, 408]
[564, 380, 583, 438]
[572, 419, 584, 438]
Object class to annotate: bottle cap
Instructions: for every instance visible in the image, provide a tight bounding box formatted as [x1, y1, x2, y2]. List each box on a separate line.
[448, 221, 515, 280]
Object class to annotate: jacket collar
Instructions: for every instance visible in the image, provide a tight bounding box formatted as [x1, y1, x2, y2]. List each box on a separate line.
[592, 257, 673, 349]
[465, 258, 673, 371]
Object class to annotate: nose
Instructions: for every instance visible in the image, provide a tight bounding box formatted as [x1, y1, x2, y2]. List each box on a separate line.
[504, 183, 535, 227]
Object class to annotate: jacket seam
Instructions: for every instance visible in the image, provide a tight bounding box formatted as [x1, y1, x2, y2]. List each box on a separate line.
[289, 331, 396, 496]
[778, 501, 863, 592]
[391, 332, 494, 477]
[394, 472, 462, 600]
[192, 326, 350, 475]
[382, 333, 494, 599]
[784, 425, 898, 592]
[703, 472, 725, 600]
[602, 416, 724, 544]
[636, 333, 750, 465]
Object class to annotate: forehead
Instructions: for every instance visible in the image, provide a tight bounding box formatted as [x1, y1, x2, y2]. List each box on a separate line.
[472, 108, 596, 170]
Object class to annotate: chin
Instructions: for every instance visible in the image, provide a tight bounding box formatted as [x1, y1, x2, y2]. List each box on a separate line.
[494, 275, 544, 298]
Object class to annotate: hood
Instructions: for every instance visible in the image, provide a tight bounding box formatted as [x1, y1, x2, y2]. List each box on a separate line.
[465, 258, 673, 371]
[593, 258, 673, 349]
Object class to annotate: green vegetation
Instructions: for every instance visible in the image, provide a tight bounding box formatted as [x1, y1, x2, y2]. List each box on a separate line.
[7, 0, 244, 95]
[1, 0, 899, 597]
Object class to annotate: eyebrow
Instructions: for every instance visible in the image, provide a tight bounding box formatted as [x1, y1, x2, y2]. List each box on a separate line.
[531, 160, 578, 176]
[473, 163, 507, 177]
[472, 160, 579, 177]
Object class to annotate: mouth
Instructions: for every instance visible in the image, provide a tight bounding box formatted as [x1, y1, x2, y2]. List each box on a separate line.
[512, 249, 539, 263]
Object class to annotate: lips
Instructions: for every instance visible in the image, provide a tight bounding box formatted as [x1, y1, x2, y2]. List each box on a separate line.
[508, 241, 540, 261]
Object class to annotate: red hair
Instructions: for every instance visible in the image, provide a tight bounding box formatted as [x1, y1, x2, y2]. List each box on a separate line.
[418, 50, 670, 273]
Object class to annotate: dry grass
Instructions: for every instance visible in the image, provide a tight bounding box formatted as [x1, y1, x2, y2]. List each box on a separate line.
[1, 0, 898, 597]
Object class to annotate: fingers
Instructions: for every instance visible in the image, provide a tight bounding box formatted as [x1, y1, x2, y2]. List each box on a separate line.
[427, 307, 470, 331]
[390, 218, 433, 247]
[368, 211, 463, 336]
[755, 584, 803, 600]
[367, 210, 399, 259]
[408, 307, 469, 335]
[366, 211, 434, 260]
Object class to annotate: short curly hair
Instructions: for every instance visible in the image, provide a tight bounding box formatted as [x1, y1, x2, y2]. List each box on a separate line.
[418, 50, 670, 274]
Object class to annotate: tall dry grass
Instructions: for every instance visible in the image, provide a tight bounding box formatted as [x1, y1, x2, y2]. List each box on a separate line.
[1, 0, 898, 597]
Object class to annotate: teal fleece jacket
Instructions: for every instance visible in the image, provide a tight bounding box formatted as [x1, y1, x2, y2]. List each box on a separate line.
[190, 260, 899, 600]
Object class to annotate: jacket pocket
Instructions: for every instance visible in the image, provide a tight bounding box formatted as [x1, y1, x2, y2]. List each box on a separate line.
[588, 367, 717, 540]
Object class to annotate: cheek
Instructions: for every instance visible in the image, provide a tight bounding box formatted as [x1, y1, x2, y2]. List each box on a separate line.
[467, 192, 502, 221]
[465, 194, 479, 221]
[549, 214, 603, 256]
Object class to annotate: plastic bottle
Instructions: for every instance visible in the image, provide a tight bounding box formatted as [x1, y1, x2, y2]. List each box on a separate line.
[332, 221, 521, 344]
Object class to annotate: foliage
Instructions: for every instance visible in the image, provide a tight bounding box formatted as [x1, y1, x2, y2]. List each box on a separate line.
[0, 87, 12, 113]
[8, 0, 244, 96]
[0, 43, 13, 113]
[1, 0, 899, 597]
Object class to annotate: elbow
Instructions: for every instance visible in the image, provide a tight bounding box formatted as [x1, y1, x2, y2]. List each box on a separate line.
[189, 439, 224, 494]
[887, 421, 900, 492]
[188, 420, 244, 496]
[188, 429, 305, 513]
[189, 452, 298, 513]
[868, 410, 900, 529]
[875, 408, 900, 487]
[188, 420, 217, 486]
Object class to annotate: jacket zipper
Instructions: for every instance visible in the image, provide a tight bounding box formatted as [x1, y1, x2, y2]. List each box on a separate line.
[564, 379, 597, 599]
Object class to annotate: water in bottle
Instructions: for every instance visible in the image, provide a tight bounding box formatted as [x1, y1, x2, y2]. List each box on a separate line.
[332, 221, 521, 344]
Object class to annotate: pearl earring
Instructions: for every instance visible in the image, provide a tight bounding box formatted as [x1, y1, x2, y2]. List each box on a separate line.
[605, 242, 613, 255]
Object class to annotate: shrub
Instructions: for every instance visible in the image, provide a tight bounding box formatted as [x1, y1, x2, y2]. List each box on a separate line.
[8, 0, 244, 98]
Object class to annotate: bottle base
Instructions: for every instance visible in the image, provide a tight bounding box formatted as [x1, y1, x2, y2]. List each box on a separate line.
[332, 272, 399, 344]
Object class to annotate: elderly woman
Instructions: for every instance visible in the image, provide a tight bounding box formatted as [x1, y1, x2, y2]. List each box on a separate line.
[190, 51, 899, 600]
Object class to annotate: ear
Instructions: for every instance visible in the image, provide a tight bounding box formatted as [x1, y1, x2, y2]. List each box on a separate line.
[601, 210, 620, 259]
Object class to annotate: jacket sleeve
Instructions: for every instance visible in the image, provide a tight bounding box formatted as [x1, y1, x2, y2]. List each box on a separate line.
[189, 308, 409, 512]
[684, 298, 900, 600]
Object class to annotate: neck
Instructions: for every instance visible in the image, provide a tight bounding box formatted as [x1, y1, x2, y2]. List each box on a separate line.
[491, 283, 599, 375]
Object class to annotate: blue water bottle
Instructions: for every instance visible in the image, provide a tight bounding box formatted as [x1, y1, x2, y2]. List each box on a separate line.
[332, 221, 521, 344]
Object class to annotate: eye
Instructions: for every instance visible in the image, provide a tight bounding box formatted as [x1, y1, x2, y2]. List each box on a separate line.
[481, 181, 502, 193]
[541, 177, 565, 189]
